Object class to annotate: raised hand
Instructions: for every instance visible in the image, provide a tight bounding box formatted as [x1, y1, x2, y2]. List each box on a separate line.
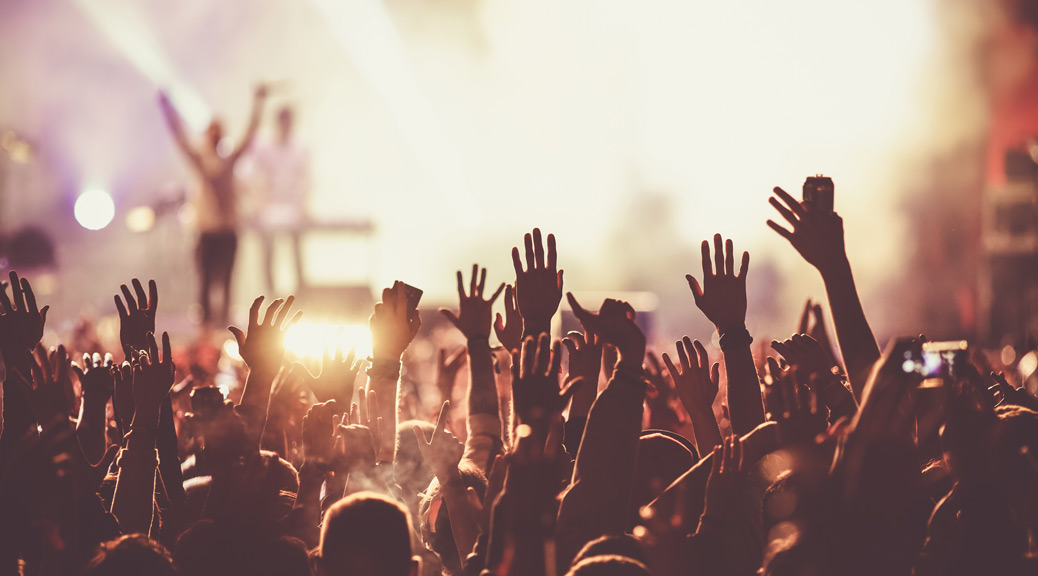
[769, 334, 833, 384]
[686, 234, 749, 335]
[566, 293, 646, 368]
[72, 351, 116, 464]
[767, 186, 846, 272]
[72, 352, 115, 401]
[663, 338, 719, 417]
[12, 344, 71, 430]
[702, 435, 745, 520]
[441, 264, 506, 340]
[302, 400, 338, 465]
[562, 329, 602, 419]
[298, 344, 363, 409]
[798, 299, 837, 363]
[0, 271, 49, 358]
[45, 344, 77, 417]
[988, 372, 1038, 411]
[334, 421, 378, 474]
[494, 284, 523, 352]
[128, 332, 175, 435]
[511, 334, 574, 425]
[644, 352, 685, 432]
[414, 401, 465, 483]
[369, 285, 421, 361]
[662, 337, 724, 452]
[350, 388, 384, 456]
[770, 334, 858, 425]
[763, 357, 827, 446]
[228, 295, 301, 377]
[512, 228, 563, 336]
[435, 347, 467, 404]
[114, 278, 158, 355]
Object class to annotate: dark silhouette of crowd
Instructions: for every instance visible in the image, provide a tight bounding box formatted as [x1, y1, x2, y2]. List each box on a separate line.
[1, 187, 1037, 575]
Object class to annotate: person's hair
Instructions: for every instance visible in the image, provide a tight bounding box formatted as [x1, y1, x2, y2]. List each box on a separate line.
[417, 461, 487, 574]
[318, 491, 414, 576]
[565, 554, 652, 576]
[86, 534, 177, 576]
[573, 535, 649, 566]
[175, 519, 311, 576]
[631, 432, 695, 523]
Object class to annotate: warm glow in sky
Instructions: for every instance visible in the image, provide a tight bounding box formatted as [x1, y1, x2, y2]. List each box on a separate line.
[0, 0, 988, 339]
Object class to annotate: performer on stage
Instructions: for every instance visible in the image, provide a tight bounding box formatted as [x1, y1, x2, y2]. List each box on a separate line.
[250, 105, 310, 293]
[158, 85, 268, 325]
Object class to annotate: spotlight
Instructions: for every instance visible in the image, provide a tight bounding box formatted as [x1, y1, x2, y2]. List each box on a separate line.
[74, 188, 115, 231]
[284, 321, 373, 359]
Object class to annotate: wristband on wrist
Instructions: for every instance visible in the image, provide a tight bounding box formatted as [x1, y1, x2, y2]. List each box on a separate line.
[613, 360, 645, 382]
[366, 358, 401, 379]
[718, 326, 752, 351]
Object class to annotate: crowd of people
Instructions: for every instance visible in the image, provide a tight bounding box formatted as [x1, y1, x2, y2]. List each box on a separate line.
[1, 185, 1037, 576]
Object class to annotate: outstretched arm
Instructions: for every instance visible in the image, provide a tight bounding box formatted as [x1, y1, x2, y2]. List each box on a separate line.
[767, 186, 880, 398]
[228, 296, 301, 447]
[111, 332, 175, 536]
[230, 84, 268, 162]
[367, 284, 421, 463]
[157, 91, 202, 168]
[686, 234, 765, 435]
[556, 294, 647, 571]
[441, 265, 506, 471]
[663, 337, 723, 453]
[72, 353, 114, 465]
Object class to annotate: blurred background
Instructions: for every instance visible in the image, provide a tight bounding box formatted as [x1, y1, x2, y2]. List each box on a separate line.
[1, 0, 1037, 362]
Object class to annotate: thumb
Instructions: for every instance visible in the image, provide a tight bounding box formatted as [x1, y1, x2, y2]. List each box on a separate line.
[227, 326, 246, 349]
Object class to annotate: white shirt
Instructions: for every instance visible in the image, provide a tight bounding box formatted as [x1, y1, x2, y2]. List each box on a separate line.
[250, 140, 310, 228]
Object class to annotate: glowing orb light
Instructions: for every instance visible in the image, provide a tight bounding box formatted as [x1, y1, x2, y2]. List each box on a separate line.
[74, 188, 115, 230]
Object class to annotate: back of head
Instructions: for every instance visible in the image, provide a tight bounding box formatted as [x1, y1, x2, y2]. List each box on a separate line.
[318, 491, 415, 576]
[176, 519, 311, 576]
[86, 534, 176, 576]
[632, 432, 695, 522]
[573, 535, 649, 567]
[566, 555, 653, 576]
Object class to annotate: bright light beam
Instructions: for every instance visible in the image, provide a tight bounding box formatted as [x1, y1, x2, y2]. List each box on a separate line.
[307, 0, 481, 226]
[71, 0, 210, 130]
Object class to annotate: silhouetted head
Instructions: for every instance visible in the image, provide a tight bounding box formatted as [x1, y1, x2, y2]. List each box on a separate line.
[206, 119, 224, 150]
[176, 519, 311, 576]
[316, 492, 419, 576]
[573, 535, 649, 567]
[631, 431, 696, 525]
[565, 555, 652, 576]
[86, 534, 176, 576]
